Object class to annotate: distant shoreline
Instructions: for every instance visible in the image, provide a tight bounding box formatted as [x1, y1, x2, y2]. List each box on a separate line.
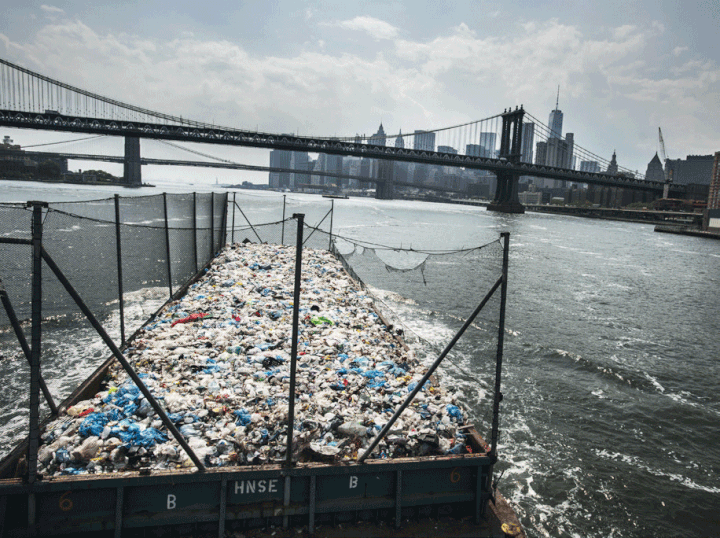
[0, 176, 154, 188]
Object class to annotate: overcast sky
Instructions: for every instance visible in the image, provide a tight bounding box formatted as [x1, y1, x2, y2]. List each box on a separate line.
[1, 0, 719, 181]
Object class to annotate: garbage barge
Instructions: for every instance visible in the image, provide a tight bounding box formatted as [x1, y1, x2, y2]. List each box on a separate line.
[0, 229, 524, 537]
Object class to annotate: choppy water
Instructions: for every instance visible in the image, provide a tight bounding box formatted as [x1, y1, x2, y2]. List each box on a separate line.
[1, 180, 719, 537]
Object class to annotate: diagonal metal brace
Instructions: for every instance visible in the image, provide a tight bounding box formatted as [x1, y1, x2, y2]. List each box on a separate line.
[40, 246, 206, 472]
[234, 202, 264, 243]
[0, 276, 58, 415]
[358, 274, 503, 463]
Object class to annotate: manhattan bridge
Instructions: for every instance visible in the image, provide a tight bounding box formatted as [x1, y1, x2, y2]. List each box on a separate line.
[0, 58, 677, 213]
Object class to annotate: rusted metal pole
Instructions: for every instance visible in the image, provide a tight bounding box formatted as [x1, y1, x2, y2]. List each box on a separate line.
[162, 193, 173, 298]
[281, 195, 286, 245]
[328, 200, 334, 250]
[192, 192, 198, 273]
[285, 213, 304, 466]
[210, 192, 215, 259]
[114, 194, 125, 345]
[231, 192, 236, 244]
[220, 192, 228, 249]
[27, 201, 47, 487]
[489, 232, 510, 459]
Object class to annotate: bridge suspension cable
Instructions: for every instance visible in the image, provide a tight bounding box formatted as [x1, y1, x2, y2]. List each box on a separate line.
[524, 111, 643, 179]
[21, 135, 107, 149]
[0, 58, 226, 129]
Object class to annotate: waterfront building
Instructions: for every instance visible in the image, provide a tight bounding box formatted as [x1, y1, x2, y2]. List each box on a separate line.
[665, 154, 715, 185]
[268, 134, 294, 188]
[395, 130, 405, 149]
[706, 152, 720, 231]
[708, 151, 720, 210]
[324, 153, 344, 189]
[289, 151, 310, 189]
[645, 153, 665, 182]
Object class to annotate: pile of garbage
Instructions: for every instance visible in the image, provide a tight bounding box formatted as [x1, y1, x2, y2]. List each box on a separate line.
[37, 243, 471, 476]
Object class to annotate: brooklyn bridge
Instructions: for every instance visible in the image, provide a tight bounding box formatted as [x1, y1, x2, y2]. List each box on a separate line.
[0, 58, 678, 213]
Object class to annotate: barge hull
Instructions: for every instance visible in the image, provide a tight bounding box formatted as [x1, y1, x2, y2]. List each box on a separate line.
[0, 448, 525, 537]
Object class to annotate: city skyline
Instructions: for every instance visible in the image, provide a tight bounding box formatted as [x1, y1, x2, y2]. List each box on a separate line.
[1, 1, 718, 183]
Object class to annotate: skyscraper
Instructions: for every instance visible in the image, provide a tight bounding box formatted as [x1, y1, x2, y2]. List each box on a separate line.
[268, 148, 291, 188]
[369, 123, 386, 146]
[548, 86, 563, 139]
[645, 153, 664, 182]
[413, 130, 436, 152]
[395, 130, 405, 148]
[580, 160, 601, 173]
[478, 132, 497, 158]
[521, 122, 535, 163]
[606, 151, 618, 175]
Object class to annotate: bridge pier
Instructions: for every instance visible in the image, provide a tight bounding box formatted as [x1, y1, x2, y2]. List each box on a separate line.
[487, 107, 525, 214]
[124, 136, 141, 186]
[375, 160, 395, 200]
[487, 170, 525, 213]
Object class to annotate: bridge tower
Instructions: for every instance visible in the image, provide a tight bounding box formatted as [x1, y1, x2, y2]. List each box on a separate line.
[124, 136, 142, 186]
[487, 107, 525, 214]
[375, 159, 395, 200]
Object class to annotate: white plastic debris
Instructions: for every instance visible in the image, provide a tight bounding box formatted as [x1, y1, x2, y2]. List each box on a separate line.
[36, 243, 472, 476]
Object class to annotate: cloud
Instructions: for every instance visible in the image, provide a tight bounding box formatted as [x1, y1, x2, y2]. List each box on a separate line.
[334, 16, 399, 40]
[673, 46, 689, 57]
[2, 15, 718, 168]
[40, 5, 65, 15]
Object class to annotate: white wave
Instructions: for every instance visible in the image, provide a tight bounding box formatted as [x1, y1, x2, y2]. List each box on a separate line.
[644, 373, 665, 393]
[594, 449, 720, 494]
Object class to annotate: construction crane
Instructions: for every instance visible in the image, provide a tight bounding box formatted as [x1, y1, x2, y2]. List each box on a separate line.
[658, 127, 669, 163]
[658, 127, 671, 198]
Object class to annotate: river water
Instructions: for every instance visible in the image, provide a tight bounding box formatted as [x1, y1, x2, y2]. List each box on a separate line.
[1, 179, 719, 537]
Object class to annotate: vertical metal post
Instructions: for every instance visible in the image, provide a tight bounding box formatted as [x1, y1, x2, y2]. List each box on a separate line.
[114, 194, 125, 345]
[114, 486, 124, 538]
[281, 195, 286, 245]
[218, 476, 227, 538]
[27, 201, 45, 486]
[309, 474, 316, 533]
[395, 470, 402, 528]
[192, 192, 198, 273]
[210, 191, 215, 259]
[283, 475, 291, 528]
[285, 214, 304, 466]
[358, 272, 502, 463]
[231, 192, 236, 244]
[490, 232, 510, 458]
[328, 200, 334, 250]
[27, 201, 46, 533]
[221, 193, 228, 248]
[162, 193, 173, 298]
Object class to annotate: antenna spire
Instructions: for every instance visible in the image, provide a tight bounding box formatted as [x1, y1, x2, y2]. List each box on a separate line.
[555, 85, 560, 110]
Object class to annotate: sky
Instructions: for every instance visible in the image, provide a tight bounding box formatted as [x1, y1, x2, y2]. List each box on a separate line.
[1, 0, 719, 183]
